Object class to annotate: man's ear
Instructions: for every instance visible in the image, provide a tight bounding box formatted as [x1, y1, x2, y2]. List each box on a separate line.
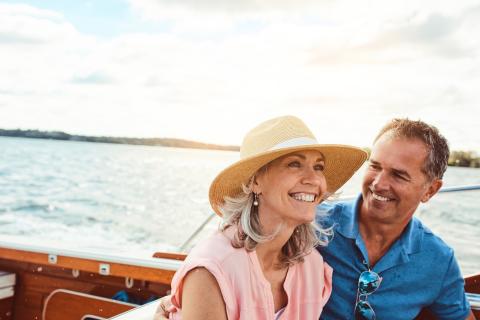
[421, 179, 443, 203]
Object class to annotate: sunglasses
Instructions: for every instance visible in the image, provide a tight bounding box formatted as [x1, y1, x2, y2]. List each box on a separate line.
[354, 270, 382, 320]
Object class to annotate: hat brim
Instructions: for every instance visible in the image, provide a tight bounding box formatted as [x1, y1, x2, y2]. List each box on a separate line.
[209, 144, 368, 216]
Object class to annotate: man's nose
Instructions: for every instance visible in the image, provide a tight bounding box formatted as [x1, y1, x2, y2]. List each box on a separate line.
[372, 171, 389, 190]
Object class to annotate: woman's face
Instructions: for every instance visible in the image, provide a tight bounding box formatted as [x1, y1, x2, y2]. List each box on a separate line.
[254, 150, 327, 228]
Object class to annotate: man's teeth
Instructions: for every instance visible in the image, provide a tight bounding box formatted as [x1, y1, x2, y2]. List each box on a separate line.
[371, 192, 391, 202]
[291, 193, 316, 202]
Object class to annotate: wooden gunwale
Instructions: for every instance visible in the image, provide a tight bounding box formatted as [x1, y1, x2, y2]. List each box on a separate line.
[0, 242, 182, 285]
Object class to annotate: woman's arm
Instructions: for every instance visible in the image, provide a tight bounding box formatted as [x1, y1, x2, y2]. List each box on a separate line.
[180, 267, 228, 320]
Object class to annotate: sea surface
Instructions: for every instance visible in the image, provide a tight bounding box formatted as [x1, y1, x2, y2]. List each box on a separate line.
[0, 137, 479, 275]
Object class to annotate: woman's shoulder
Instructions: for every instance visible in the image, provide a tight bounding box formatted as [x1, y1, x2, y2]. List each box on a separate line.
[294, 249, 333, 282]
[286, 249, 333, 305]
[186, 228, 245, 266]
[301, 248, 325, 265]
[170, 229, 242, 317]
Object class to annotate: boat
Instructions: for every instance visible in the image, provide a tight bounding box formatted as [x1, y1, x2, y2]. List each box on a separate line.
[0, 185, 479, 319]
[0, 239, 185, 319]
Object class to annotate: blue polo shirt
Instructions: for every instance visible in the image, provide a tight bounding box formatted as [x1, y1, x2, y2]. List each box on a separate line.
[316, 195, 470, 320]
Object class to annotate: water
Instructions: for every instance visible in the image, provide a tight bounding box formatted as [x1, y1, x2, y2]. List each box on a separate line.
[0, 137, 479, 275]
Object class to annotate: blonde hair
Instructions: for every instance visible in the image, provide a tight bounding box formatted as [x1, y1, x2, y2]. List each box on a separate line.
[219, 177, 332, 268]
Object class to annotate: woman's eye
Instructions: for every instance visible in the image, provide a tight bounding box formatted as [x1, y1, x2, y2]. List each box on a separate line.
[288, 161, 301, 168]
[314, 163, 325, 171]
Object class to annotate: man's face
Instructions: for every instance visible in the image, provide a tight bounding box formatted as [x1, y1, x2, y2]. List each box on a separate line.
[361, 134, 441, 226]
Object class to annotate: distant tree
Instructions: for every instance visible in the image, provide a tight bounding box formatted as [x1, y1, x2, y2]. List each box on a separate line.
[448, 150, 480, 168]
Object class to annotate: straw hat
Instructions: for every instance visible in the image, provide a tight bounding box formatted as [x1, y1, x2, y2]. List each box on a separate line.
[209, 116, 368, 216]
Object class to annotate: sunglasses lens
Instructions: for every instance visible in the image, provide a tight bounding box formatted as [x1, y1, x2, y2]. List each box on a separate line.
[358, 271, 381, 295]
[355, 301, 376, 320]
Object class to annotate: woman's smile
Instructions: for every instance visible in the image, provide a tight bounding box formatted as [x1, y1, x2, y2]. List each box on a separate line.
[289, 192, 318, 203]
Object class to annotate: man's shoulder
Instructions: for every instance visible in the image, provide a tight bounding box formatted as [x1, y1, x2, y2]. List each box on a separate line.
[316, 199, 355, 224]
[319, 198, 354, 211]
[410, 217, 454, 258]
[317, 200, 355, 214]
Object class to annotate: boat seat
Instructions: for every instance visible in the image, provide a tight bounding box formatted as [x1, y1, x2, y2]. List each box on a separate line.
[42, 289, 137, 320]
[152, 251, 187, 261]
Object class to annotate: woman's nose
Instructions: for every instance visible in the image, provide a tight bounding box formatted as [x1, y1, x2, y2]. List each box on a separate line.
[302, 167, 325, 187]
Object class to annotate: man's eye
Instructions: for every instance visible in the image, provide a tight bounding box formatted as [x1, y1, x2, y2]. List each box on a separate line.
[394, 173, 408, 181]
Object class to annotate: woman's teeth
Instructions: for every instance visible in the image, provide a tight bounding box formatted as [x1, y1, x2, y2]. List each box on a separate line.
[290, 193, 316, 202]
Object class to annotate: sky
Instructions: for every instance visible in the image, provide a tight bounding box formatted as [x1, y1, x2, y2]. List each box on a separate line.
[0, 0, 479, 151]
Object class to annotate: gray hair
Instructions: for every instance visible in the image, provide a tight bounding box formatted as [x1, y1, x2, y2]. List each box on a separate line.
[219, 178, 332, 268]
[374, 118, 450, 180]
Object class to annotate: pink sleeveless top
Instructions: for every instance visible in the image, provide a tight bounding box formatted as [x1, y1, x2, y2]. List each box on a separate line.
[169, 228, 333, 320]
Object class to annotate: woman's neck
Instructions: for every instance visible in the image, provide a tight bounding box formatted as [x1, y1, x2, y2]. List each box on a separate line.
[255, 226, 293, 271]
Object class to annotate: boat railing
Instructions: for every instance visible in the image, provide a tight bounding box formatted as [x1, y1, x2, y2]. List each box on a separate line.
[467, 293, 480, 310]
[179, 184, 480, 251]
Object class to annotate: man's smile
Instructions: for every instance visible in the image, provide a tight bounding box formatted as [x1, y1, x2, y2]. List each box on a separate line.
[369, 188, 395, 202]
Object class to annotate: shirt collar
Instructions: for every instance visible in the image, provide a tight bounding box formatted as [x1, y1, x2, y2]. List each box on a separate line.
[335, 194, 424, 255]
[335, 194, 363, 239]
[399, 216, 425, 254]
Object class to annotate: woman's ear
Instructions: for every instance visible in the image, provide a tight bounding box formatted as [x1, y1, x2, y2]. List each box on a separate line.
[251, 175, 262, 195]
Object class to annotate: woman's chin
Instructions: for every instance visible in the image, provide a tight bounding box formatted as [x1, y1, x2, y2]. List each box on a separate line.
[292, 212, 316, 225]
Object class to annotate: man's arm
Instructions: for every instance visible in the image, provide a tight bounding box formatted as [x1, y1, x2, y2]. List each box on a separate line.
[428, 252, 474, 320]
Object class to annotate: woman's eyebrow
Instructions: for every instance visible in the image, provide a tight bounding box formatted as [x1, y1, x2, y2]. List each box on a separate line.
[285, 153, 325, 161]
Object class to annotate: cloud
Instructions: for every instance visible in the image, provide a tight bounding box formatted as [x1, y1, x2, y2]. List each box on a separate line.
[308, 4, 480, 67]
[0, 31, 46, 44]
[0, 3, 98, 94]
[128, 0, 330, 17]
[126, 0, 340, 33]
[362, 12, 473, 59]
[0, 3, 79, 45]
[0, 1, 479, 150]
[71, 72, 114, 85]
[409, 14, 458, 42]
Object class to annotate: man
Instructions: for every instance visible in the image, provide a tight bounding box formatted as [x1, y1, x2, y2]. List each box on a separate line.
[318, 118, 474, 319]
[155, 118, 475, 320]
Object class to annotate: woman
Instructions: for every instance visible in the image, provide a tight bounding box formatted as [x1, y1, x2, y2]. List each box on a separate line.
[158, 115, 367, 319]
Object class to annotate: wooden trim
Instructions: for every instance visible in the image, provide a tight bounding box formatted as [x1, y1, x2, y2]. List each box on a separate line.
[152, 251, 187, 261]
[465, 273, 480, 293]
[42, 289, 136, 320]
[0, 241, 181, 269]
[0, 247, 175, 284]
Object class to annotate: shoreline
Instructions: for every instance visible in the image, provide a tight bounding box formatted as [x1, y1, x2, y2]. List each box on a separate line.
[1, 129, 478, 167]
[0, 129, 240, 152]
